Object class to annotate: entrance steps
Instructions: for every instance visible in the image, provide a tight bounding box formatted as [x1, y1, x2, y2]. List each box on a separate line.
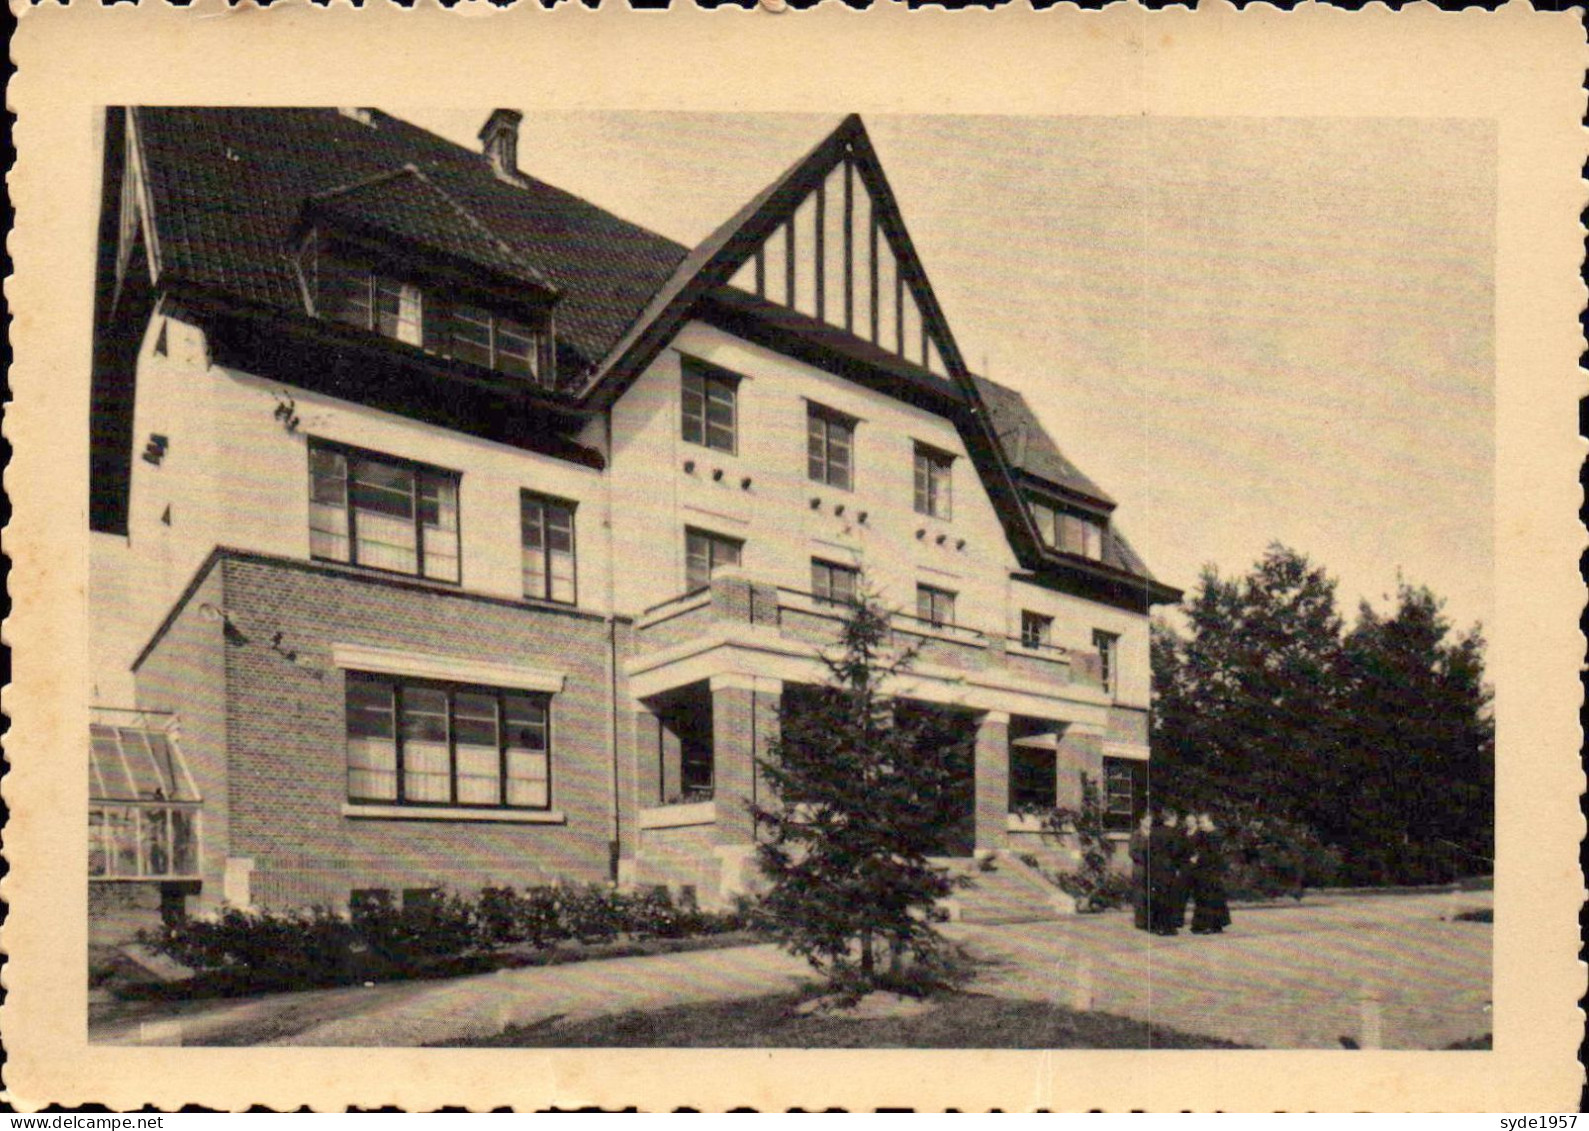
[935, 854, 1073, 925]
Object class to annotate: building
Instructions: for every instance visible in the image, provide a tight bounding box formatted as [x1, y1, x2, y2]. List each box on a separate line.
[86, 107, 1180, 933]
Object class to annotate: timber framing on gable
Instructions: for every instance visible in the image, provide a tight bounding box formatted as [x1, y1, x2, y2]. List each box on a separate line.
[582, 113, 1174, 609]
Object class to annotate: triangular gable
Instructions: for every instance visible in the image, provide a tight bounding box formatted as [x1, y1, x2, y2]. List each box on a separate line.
[583, 115, 963, 401]
[721, 135, 951, 379]
[582, 115, 1055, 572]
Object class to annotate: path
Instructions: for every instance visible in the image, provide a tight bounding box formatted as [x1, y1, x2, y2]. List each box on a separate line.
[948, 889, 1492, 1049]
[91, 889, 1491, 1049]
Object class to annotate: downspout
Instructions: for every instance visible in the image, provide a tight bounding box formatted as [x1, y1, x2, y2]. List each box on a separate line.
[603, 407, 622, 882]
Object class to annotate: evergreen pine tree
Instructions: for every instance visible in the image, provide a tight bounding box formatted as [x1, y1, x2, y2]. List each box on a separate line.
[752, 592, 971, 993]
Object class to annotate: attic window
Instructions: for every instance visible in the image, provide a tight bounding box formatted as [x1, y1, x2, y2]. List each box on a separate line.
[307, 242, 553, 387]
[1029, 497, 1104, 562]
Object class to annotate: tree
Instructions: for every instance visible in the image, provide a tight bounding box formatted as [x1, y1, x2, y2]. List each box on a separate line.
[1153, 545, 1494, 887]
[1152, 544, 1347, 826]
[752, 592, 972, 994]
[1337, 583, 1494, 884]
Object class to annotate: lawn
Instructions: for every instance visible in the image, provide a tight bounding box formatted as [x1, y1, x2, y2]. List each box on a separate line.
[438, 991, 1249, 1049]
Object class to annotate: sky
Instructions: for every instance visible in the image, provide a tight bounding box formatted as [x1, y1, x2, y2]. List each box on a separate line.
[398, 109, 1496, 634]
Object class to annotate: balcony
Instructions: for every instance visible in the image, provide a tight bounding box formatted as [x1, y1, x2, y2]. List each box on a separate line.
[630, 572, 1107, 712]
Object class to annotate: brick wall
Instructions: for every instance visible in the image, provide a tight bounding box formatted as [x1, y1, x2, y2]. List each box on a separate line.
[192, 555, 618, 909]
[136, 564, 230, 913]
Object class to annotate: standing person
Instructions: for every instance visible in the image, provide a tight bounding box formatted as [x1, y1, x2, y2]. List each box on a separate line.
[1147, 810, 1184, 935]
[1164, 809, 1193, 932]
[1190, 812, 1233, 935]
[1128, 812, 1153, 931]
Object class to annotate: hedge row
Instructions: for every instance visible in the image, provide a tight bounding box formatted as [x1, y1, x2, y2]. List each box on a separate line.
[143, 884, 752, 990]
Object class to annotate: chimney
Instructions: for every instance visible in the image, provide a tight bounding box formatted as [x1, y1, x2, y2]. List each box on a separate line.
[479, 109, 524, 180]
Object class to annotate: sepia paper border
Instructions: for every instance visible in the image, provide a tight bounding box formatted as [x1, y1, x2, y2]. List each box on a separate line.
[5, 1, 1584, 1111]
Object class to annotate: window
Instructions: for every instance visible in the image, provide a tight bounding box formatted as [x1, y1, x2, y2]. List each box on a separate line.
[681, 360, 738, 453]
[680, 742, 715, 803]
[1061, 513, 1105, 560]
[318, 253, 425, 347]
[913, 444, 953, 519]
[312, 246, 552, 385]
[1009, 747, 1056, 812]
[309, 442, 460, 583]
[807, 405, 854, 489]
[916, 584, 956, 628]
[1093, 629, 1120, 696]
[521, 492, 577, 604]
[1103, 756, 1148, 832]
[345, 673, 552, 810]
[1030, 499, 1057, 547]
[1029, 496, 1105, 561]
[447, 302, 544, 383]
[1020, 611, 1054, 650]
[811, 559, 860, 607]
[684, 527, 743, 592]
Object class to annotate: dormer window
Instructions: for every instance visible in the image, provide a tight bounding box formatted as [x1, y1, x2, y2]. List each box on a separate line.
[318, 253, 427, 346]
[305, 240, 553, 387]
[1029, 497, 1105, 562]
[448, 303, 544, 382]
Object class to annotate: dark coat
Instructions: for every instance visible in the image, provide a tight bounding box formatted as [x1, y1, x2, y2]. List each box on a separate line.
[1147, 823, 1189, 932]
[1189, 829, 1233, 933]
[1128, 825, 1151, 930]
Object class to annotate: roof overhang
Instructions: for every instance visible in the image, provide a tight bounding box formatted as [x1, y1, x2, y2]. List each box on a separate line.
[163, 280, 604, 470]
[1014, 561, 1183, 612]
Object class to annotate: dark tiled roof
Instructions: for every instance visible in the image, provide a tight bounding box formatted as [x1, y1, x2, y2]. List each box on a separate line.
[132, 106, 1164, 595]
[135, 107, 689, 377]
[307, 165, 551, 290]
[970, 374, 1114, 506]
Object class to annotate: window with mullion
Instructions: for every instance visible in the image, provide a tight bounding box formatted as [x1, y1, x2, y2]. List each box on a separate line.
[1092, 629, 1119, 696]
[685, 528, 743, 592]
[345, 673, 552, 810]
[1020, 610, 1054, 650]
[521, 491, 577, 605]
[916, 584, 956, 628]
[681, 361, 738, 453]
[913, 444, 953, 519]
[1102, 756, 1147, 831]
[811, 559, 860, 606]
[309, 442, 460, 583]
[807, 406, 854, 489]
[1029, 499, 1058, 547]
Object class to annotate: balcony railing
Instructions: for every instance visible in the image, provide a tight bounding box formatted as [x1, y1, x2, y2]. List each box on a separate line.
[634, 574, 1104, 692]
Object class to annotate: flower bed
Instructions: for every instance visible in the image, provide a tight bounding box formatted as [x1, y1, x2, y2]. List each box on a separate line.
[137, 884, 755, 996]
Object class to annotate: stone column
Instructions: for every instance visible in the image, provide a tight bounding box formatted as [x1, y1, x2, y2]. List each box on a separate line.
[710, 675, 782, 897]
[974, 709, 1011, 853]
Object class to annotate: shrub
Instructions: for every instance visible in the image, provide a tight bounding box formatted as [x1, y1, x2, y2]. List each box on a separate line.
[1019, 771, 1119, 913]
[142, 905, 357, 989]
[1213, 804, 1343, 900]
[476, 886, 566, 949]
[351, 889, 479, 965]
[144, 883, 763, 993]
[553, 883, 627, 945]
[1047, 870, 1133, 913]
